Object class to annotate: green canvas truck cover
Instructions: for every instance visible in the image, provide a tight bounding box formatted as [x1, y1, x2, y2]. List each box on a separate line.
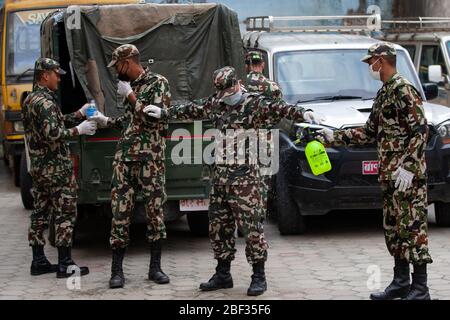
[40, 3, 245, 116]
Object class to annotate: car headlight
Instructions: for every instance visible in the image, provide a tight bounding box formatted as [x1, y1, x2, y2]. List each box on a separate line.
[437, 121, 450, 144]
[13, 121, 24, 133]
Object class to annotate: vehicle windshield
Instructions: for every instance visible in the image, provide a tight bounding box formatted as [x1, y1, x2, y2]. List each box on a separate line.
[274, 49, 421, 104]
[6, 9, 54, 80]
[447, 41, 450, 62]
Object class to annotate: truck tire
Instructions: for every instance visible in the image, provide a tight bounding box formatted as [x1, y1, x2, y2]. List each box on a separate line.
[435, 202, 450, 227]
[186, 212, 209, 237]
[20, 152, 34, 210]
[275, 162, 306, 235]
[13, 155, 21, 187]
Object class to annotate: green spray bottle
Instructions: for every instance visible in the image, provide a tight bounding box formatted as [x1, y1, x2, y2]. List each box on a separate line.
[302, 127, 332, 176]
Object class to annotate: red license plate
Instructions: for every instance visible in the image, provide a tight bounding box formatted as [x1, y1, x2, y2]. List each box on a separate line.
[362, 161, 379, 175]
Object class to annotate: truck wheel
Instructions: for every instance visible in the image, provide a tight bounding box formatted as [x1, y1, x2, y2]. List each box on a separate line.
[186, 212, 209, 237]
[20, 152, 34, 210]
[275, 163, 306, 235]
[435, 202, 450, 227]
[13, 155, 21, 187]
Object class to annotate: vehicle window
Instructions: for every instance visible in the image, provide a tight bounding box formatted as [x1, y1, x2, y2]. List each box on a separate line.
[419, 45, 448, 83]
[274, 49, 421, 104]
[403, 45, 417, 62]
[6, 9, 54, 79]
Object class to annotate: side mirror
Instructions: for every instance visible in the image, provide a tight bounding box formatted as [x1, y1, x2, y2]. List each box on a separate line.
[428, 65, 443, 83]
[422, 83, 439, 101]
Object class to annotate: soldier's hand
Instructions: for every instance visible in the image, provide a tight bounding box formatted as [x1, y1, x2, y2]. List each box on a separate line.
[78, 103, 91, 117]
[303, 111, 323, 124]
[90, 111, 109, 127]
[76, 120, 97, 136]
[393, 167, 414, 192]
[117, 81, 133, 98]
[143, 104, 162, 119]
[317, 128, 334, 143]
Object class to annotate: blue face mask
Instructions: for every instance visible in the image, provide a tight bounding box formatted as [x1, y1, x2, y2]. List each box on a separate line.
[222, 89, 243, 106]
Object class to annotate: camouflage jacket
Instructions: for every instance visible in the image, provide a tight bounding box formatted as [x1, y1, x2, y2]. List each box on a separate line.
[333, 73, 428, 181]
[163, 93, 306, 185]
[22, 85, 81, 177]
[108, 68, 171, 162]
[246, 71, 283, 100]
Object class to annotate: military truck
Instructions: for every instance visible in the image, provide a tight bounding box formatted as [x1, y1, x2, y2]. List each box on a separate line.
[243, 15, 450, 234]
[21, 3, 245, 237]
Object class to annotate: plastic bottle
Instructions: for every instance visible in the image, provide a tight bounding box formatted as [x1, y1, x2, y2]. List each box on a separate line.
[304, 128, 332, 176]
[86, 100, 97, 119]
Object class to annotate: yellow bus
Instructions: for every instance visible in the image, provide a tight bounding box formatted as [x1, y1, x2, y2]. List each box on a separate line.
[0, 0, 141, 186]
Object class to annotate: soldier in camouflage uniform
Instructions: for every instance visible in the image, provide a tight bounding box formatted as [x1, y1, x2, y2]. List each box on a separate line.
[23, 58, 94, 278]
[143, 66, 320, 296]
[91, 44, 170, 289]
[245, 50, 284, 220]
[319, 43, 432, 300]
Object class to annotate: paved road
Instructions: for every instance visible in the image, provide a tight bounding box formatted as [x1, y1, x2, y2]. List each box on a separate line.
[0, 160, 449, 300]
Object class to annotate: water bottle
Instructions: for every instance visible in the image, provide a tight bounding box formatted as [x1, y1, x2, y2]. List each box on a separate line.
[303, 127, 332, 176]
[86, 100, 97, 119]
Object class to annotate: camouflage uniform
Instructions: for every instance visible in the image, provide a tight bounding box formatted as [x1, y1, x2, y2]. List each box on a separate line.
[106, 45, 171, 249]
[331, 43, 432, 265]
[245, 51, 284, 218]
[22, 58, 81, 248]
[161, 66, 307, 264]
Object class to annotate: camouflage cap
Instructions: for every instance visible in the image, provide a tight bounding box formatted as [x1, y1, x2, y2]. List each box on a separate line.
[213, 66, 238, 99]
[35, 58, 66, 75]
[245, 50, 263, 64]
[107, 44, 140, 67]
[361, 42, 397, 63]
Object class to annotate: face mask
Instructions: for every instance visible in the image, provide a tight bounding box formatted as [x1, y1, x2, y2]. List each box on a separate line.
[369, 58, 381, 81]
[117, 62, 130, 82]
[222, 89, 243, 106]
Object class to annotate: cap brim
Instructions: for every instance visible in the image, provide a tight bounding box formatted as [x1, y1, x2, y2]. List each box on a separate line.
[56, 68, 66, 75]
[107, 59, 117, 68]
[361, 55, 372, 63]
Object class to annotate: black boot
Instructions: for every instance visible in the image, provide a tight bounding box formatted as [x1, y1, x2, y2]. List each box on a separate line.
[199, 259, 233, 291]
[30, 245, 58, 276]
[404, 264, 431, 300]
[109, 248, 125, 289]
[148, 240, 170, 284]
[56, 246, 89, 278]
[370, 259, 410, 300]
[247, 261, 267, 296]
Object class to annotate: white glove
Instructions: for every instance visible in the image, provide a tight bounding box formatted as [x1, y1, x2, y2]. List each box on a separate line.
[78, 103, 90, 117]
[317, 128, 334, 143]
[76, 120, 97, 136]
[143, 104, 162, 119]
[117, 81, 133, 98]
[90, 111, 109, 127]
[303, 111, 322, 124]
[393, 167, 414, 192]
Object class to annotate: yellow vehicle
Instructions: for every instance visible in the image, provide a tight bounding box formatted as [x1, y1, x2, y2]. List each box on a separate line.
[0, 0, 141, 186]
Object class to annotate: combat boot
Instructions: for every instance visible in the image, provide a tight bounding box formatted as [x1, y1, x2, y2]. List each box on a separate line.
[56, 246, 89, 278]
[148, 240, 170, 284]
[404, 264, 431, 300]
[109, 248, 126, 289]
[30, 245, 58, 276]
[370, 258, 410, 300]
[247, 261, 267, 296]
[199, 259, 233, 291]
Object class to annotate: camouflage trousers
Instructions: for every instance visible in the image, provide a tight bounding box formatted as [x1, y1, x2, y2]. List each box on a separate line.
[259, 175, 271, 219]
[110, 160, 167, 249]
[209, 184, 268, 265]
[29, 171, 77, 247]
[381, 179, 433, 265]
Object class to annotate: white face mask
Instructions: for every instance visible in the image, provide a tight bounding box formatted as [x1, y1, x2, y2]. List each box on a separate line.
[369, 58, 381, 81]
[222, 89, 243, 106]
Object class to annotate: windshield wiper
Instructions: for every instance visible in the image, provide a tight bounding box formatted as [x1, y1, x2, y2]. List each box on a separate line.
[297, 95, 364, 104]
[15, 68, 34, 82]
